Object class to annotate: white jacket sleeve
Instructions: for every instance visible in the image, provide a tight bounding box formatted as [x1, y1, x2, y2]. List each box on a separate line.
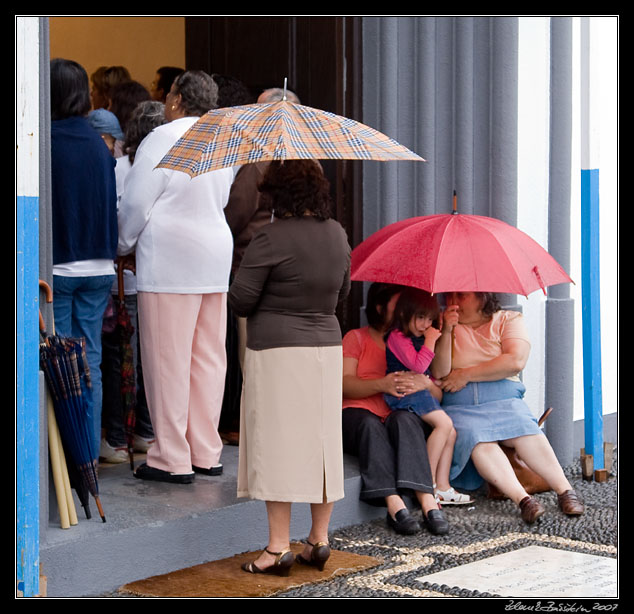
[117, 133, 171, 256]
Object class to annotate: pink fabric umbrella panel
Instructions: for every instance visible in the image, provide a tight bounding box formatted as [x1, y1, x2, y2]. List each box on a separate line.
[350, 213, 573, 297]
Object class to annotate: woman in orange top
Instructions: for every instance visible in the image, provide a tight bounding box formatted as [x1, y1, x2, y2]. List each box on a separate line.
[342, 283, 450, 536]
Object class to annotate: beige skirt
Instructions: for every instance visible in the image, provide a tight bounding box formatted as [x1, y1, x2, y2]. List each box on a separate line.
[237, 345, 344, 504]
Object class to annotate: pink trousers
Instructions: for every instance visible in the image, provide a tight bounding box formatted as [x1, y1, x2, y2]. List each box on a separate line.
[137, 292, 227, 474]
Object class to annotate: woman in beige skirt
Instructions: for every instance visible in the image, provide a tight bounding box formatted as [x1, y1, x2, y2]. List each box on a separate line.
[228, 160, 350, 576]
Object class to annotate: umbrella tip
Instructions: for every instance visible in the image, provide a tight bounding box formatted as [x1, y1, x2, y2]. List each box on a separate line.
[452, 190, 458, 215]
[283, 77, 288, 101]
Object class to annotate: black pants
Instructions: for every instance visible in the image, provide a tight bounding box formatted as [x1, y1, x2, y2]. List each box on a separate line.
[342, 408, 434, 506]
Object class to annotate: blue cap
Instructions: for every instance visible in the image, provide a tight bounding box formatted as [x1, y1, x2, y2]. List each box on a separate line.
[87, 108, 124, 140]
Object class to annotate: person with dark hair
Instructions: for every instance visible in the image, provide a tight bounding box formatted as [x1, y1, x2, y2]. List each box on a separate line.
[90, 65, 131, 110]
[118, 70, 234, 484]
[383, 288, 471, 508]
[108, 80, 151, 136]
[49, 58, 118, 458]
[150, 66, 184, 103]
[436, 292, 585, 523]
[341, 283, 450, 536]
[229, 160, 350, 577]
[212, 73, 256, 108]
[99, 100, 167, 464]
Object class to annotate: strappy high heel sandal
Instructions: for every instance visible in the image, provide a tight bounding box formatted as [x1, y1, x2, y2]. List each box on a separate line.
[295, 540, 331, 571]
[241, 548, 295, 576]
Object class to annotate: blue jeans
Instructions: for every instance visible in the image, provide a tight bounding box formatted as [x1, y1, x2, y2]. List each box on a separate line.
[53, 274, 115, 458]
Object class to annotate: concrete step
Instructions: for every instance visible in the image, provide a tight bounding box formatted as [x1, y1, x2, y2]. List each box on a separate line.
[40, 446, 383, 597]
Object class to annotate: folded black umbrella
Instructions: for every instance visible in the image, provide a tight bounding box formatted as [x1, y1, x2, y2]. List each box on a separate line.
[40, 334, 106, 522]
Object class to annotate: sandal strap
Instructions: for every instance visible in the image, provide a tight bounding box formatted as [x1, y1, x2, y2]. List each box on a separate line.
[264, 547, 291, 563]
[306, 540, 329, 548]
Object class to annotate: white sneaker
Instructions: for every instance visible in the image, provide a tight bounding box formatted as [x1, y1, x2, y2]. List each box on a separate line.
[99, 438, 128, 464]
[435, 487, 473, 505]
[133, 434, 155, 453]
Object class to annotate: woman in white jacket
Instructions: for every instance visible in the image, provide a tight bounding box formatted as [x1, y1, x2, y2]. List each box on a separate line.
[118, 71, 234, 483]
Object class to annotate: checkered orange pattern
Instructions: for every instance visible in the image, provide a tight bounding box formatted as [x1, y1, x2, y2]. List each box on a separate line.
[157, 101, 424, 175]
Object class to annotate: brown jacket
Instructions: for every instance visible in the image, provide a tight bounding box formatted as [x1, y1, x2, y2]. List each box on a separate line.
[228, 216, 351, 350]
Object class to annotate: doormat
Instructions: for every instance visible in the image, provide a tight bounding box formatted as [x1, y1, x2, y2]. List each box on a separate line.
[120, 542, 382, 598]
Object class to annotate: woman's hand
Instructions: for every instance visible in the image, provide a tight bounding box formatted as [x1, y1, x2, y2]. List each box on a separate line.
[116, 253, 136, 275]
[377, 372, 432, 398]
[439, 304, 459, 332]
[439, 368, 471, 393]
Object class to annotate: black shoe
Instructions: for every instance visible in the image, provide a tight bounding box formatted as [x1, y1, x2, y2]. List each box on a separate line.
[295, 540, 331, 571]
[134, 462, 195, 484]
[241, 548, 295, 577]
[387, 508, 420, 535]
[193, 463, 223, 476]
[422, 508, 449, 535]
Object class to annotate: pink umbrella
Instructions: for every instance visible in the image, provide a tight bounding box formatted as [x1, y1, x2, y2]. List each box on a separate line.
[350, 212, 573, 297]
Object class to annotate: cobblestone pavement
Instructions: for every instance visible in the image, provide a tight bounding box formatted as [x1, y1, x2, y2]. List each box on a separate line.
[276, 458, 618, 599]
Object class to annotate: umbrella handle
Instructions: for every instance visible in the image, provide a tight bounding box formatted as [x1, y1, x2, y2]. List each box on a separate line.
[116, 256, 136, 302]
[39, 280, 53, 334]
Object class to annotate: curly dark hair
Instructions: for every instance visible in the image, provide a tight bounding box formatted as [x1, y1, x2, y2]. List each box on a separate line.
[258, 160, 333, 220]
[477, 292, 502, 316]
[388, 287, 440, 336]
[172, 70, 218, 116]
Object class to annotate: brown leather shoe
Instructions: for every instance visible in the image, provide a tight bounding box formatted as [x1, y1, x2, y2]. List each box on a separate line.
[558, 489, 584, 516]
[519, 496, 545, 523]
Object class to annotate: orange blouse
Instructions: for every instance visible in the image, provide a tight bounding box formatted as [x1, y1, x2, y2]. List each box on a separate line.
[342, 327, 392, 420]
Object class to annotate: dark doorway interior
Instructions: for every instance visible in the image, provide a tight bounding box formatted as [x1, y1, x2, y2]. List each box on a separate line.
[185, 16, 365, 330]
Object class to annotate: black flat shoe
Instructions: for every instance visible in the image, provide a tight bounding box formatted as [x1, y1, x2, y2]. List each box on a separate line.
[296, 540, 331, 571]
[387, 508, 420, 535]
[241, 548, 295, 577]
[422, 508, 449, 535]
[192, 463, 223, 476]
[134, 463, 194, 484]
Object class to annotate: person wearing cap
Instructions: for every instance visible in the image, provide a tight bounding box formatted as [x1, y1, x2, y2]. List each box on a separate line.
[87, 107, 125, 157]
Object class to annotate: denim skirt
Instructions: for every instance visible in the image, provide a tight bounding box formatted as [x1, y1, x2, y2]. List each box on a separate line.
[442, 380, 542, 491]
[384, 388, 442, 417]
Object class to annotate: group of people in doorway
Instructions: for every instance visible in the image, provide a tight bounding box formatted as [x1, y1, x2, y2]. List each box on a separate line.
[49, 57, 584, 579]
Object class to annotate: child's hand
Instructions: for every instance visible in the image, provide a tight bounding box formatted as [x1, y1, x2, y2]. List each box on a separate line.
[424, 326, 442, 347]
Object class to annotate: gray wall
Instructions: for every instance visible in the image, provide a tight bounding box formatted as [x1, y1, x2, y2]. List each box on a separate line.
[361, 16, 519, 230]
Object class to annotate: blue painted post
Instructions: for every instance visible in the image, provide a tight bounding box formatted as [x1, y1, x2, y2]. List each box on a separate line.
[16, 18, 41, 597]
[580, 17, 604, 472]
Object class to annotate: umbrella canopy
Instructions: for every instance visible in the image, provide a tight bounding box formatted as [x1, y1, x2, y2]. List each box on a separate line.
[351, 213, 573, 297]
[40, 335, 106, 522]
[157, 99, 424, 176]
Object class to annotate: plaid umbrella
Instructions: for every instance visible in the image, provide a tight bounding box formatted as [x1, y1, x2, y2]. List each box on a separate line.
[40, 334, 106, 523]
[157, 99, 424, 176]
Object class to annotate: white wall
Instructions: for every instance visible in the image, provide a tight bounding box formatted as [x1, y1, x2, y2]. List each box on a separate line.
[517, 16, 618, 421]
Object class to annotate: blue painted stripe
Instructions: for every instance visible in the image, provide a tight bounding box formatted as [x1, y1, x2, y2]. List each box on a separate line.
[16, 194, 40, 596]
[580, 168, 604, 470]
